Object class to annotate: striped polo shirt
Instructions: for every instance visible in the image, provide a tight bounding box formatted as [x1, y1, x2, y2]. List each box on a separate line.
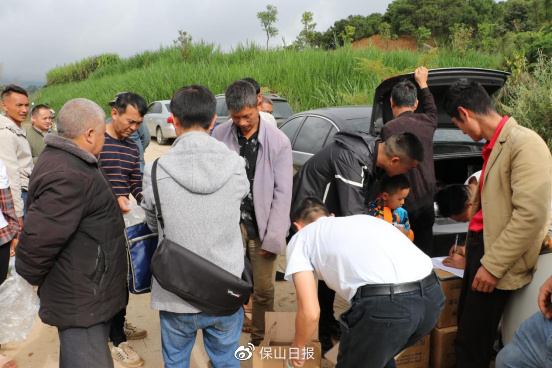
[99, 133, 143, 203]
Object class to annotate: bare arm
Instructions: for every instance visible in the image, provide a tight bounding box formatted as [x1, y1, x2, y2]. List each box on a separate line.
[539, 275, 552, 319]
[291, 271, 320, 367]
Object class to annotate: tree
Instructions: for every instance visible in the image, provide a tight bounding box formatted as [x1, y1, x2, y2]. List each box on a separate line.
[173, 30, 193, 59]
[257, 5, 279, 50]
[295, 11, 317, 49]
[415, 26, 432, 50]
[340, 25, 356, 45]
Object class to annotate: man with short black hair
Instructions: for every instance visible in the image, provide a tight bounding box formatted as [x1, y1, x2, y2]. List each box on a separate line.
[285, 197, 444, 367]
[212, 80, 293, 346]
[0, 85, 32, 223]
[16, 98, 127, 368]
[99, 92, 148, 367]
[27, 104, 52, 163]
[443, 79, 552, 368]
[381, 66, 438, 256]
[142, 84, 248, 367]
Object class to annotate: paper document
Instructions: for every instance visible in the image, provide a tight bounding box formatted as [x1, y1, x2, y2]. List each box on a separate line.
[432, 256, 464, 278]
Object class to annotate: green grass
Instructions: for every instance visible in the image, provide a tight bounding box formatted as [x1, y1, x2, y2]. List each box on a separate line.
[36, 43, 502, 115]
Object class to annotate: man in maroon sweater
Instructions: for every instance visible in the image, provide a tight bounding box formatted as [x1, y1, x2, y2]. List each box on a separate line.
[381, 66, 437, 256]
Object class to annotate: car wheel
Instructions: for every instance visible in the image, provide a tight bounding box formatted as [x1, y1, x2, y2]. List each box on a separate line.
[156, 127, 168, 145]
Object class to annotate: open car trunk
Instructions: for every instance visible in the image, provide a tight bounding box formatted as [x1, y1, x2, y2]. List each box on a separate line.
[369, 68, 510, 256]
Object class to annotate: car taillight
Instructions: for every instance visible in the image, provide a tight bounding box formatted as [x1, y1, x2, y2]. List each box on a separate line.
[167, 116, 173, 124]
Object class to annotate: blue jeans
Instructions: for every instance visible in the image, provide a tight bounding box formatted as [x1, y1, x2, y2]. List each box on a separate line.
[159, 309, 243, 368]
[496, 311, 552, 368]
[336, 276, 445, 368]
[21, 189, 27, 221]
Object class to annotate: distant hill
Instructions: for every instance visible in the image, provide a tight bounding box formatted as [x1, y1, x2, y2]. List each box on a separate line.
[0, 77, 45, 89]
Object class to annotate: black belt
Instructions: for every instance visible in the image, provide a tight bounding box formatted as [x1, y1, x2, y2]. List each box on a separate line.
[353, 271, 439, 299]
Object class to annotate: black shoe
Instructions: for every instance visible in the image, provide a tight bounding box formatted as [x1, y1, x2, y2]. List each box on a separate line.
[319, 333, 334, 355]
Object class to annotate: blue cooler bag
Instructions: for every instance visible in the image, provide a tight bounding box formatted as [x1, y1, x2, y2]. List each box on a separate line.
[124, 208, 158, 294]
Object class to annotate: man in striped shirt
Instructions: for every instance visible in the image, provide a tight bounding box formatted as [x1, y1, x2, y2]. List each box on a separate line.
[100, 92, 148, 368]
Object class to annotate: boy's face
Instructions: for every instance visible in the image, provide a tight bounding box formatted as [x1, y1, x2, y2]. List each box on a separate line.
[382, 188, 410, 210]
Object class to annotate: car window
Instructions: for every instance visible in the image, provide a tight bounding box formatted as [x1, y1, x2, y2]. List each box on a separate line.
[147, 103, 156, 114]
[294, 116, 334, 154]
[165, 104, 171, 113]
[280, 116, 304, 144]
[150, 103, 162, 114]
[324, 126, 338, 146]
[346, 117, 371, 132]
[216, 98, 228, 116]
[271, 101, 294, 119]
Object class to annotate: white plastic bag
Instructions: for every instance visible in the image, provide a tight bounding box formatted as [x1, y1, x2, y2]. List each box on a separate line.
[123, 202, 146, 228]
[0, 269, 40, 344]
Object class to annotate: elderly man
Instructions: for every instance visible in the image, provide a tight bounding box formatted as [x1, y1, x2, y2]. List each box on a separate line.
[27, 104, 53, 163]
[381, 66, 438, 256]
[16, 98, 127, 368]
[443, 79, 552, 368]
[212, 80, 293, 345]
[0, 85, 32, 222]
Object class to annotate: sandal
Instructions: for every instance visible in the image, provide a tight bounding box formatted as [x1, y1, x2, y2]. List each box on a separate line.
[0, 354, 16, 368]
[242, 323, 252, 333]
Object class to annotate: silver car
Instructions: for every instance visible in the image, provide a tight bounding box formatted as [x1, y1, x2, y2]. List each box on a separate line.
[144, 100, 175, 145]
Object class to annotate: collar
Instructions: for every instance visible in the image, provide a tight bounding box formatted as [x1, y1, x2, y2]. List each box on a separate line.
[44, 134, 98, 164]
[32, 126, 47, 136]
[483, 115, 509, 151]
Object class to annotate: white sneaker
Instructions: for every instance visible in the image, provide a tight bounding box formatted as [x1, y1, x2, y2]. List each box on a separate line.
[111, 342, 144, 367]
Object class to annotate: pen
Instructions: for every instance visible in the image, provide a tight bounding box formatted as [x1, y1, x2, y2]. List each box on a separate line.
[454, 234, 459, 253]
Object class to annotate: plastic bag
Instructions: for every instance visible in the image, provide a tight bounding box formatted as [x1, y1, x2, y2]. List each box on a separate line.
[123, 202, 146, 228]
[0, 269, 40, 344]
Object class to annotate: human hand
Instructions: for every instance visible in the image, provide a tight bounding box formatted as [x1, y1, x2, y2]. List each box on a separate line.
[471, 266, 499, 293]
[448, 245, 465, 256]
[289, 344, 306, 367]
[9, 238, 18, 257]
[414, 66, 429, 89]
[259, 249, 276, 259]
[118, 196, 131, 214]
[442, 254, 466, 269]
[538, 275, 552, 319]
[18, 217, 23, 229]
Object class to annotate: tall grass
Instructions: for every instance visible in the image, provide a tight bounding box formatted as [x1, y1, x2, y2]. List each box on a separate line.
[36, 43, 502, 115]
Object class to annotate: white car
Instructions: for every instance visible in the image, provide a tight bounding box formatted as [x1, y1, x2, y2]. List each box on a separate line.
[144, 100, 175, 145]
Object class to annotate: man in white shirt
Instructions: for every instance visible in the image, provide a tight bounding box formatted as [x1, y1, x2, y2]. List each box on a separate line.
[285, 197, 445, 367]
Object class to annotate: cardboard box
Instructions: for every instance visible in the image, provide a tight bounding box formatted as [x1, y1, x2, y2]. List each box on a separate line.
[430, 326, 457, 368]
[434, 268, 462, 328]
[252, 312, 321, 367]
[395, 334, 430, 368]
[324, 335, 430, 367]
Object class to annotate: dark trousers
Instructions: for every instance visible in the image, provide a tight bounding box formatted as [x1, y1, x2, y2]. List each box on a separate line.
[58, 321, 113, 368]
[109, 286, 129, 346]
[407, 203, 435, 256]
[0, 242, 10, 284]
[318, 280, 337, 335]
[21, 189, 27, 221]
[455, 234, 511, 368]
[336, 275, 445, 368]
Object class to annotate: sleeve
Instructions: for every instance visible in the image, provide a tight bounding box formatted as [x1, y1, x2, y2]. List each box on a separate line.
[333, 151, 369, 216]
[140, 162, 158, 234]
[284, 233, 315, 282]
[481, 132, 552, 278]
[15, 172, 85, 286]
[0, 130, 23, 217]
[138, 124, 151, 150]
[0, 188, 20, 241]
[260, 138, 293, 254]
[129, 146, 143, 203]
[418, 88, 438, 127]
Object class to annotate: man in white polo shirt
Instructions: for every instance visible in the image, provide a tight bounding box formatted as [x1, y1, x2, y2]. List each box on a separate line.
[285, 197, 445, 368]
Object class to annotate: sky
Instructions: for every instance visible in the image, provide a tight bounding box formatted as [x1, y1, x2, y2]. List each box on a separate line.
[0, 0, 394, 85]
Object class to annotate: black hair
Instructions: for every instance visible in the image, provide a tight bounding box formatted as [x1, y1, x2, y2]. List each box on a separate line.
[1, 84, 28, 100]
[241, 77, 261, 95]
[113, 92, 148, 117]
[384, 132, 425, 163]
[380, 174, 411, 195]
[31, 104, 50, 117]
[443, 79, 495, 121]
[170, 85, 216, 130]
[291, 197, 330, 226]
[434, 184, 472, 217]
[225, 80, 258, 112]
[391, 79, 417, 108]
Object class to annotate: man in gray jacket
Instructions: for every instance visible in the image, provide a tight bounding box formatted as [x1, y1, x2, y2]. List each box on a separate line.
[212, 80, 293, 345]
[141, 85, 249, 367]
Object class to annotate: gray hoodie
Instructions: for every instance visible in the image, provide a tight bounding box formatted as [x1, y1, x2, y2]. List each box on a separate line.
[142, 131, 249, 314]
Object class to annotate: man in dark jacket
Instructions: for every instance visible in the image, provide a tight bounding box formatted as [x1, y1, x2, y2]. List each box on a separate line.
[291, 130, 424, 352]
[381, 66, 438, 256]
[16, 98, 127, 368]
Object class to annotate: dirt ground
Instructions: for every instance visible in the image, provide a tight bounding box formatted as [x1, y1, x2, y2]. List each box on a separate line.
[352, 35, 436, 51]
[3, 140, 349, 368]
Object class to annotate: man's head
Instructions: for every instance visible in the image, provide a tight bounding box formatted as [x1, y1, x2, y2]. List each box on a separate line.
[225, 80, 260, 136]
[1, 84, 29, 125]
[379, 174, 411, 210]
[291, 197, 330, 232]
[390, 80, 418, 117]
[443, 79, 496, 142]
[31, 104, 53, 133]
[434, 184, 474, 223]
[57, 98, 106, 157]
[241, 77, 263, 110]
[170, 85, 217, 133]
[110, 92, 147, 139]
[261, 96, 273, 114]
[379, 132, 424, 176]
